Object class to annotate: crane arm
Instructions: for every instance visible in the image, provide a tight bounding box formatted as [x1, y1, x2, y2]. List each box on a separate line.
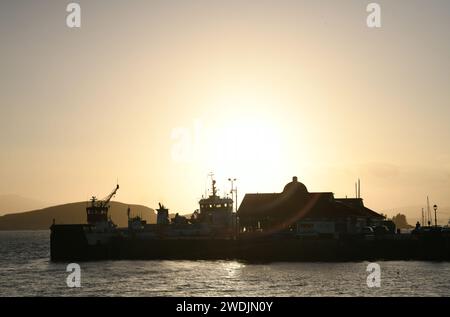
[101, 184, 119, 207]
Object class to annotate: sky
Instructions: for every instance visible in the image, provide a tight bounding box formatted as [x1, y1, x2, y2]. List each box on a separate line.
[0, 0, 449, 223]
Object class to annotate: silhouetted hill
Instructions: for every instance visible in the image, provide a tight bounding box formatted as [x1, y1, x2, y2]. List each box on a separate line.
[0, 195, 47, 216]
[0, 201, 155, 230]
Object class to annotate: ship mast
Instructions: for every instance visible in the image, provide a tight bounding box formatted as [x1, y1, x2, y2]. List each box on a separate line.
[422, 208, 424, 226]
[207, 172, 217, 198]
[212, 179, 217, 197]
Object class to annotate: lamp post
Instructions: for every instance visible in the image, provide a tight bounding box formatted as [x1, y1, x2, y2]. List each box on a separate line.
[228, 178, 237, 212]
[228, 178, 238, 238]
[433, 204, 438, 227]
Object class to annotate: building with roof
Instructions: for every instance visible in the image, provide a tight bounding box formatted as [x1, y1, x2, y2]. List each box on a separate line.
[237, 176, 385, 237]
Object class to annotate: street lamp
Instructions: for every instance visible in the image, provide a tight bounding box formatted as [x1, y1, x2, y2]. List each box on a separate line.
[433, 204, 438, 227]
[228, 178, 238, 238]
[228, 178, 237, 212]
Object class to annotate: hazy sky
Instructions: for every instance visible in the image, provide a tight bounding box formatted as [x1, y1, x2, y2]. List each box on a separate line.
[1, 1, 449, 223]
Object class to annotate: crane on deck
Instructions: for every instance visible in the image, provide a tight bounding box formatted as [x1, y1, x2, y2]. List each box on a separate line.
[87, 184, 119, 224]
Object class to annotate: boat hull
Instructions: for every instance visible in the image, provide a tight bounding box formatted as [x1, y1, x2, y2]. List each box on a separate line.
[50, 225, 450, 262]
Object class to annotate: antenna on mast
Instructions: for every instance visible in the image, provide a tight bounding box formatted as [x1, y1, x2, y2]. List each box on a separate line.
[207, 172, 216, 197]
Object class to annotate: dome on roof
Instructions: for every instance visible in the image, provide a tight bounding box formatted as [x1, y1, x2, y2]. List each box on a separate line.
[283, 176, 308, 195]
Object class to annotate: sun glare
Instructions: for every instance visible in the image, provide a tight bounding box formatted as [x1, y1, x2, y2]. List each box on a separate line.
[196, 93, 287, 194]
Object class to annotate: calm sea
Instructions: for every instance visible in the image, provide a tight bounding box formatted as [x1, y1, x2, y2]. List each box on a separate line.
[0, 230, 449, 296]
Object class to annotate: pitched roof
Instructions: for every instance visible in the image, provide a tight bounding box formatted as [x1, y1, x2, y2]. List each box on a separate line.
[238, 192, 365, 225]
[238, 178, 384, 225]
[335, 198, 384, 219]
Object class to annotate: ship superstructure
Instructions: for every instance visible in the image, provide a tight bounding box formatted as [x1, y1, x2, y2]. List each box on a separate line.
[59, 176, 237, 244]
[196, 178, 235, 232]
[86, 184, 119, 230]
[147, 176, 236, 237]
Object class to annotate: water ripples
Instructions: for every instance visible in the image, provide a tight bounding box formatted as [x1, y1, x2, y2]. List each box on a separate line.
[0, 231, 449, 296]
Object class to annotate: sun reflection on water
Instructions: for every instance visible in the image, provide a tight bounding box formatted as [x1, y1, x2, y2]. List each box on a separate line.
[220, 261, 245, 280]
